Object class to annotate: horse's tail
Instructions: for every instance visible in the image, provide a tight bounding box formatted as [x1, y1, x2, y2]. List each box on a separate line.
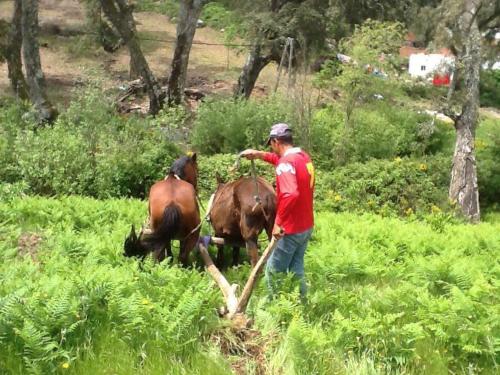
[141, 203, 181, 248]
[263, 192, 277, 239]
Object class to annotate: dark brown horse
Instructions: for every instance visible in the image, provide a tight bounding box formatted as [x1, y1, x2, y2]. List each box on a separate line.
[209, 176, 276, 268]
[124, 153, 200, 266]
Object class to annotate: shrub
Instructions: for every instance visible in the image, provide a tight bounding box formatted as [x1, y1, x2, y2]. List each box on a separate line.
[197, 154, 275, 198]
[1, 84, 179, 198]
[476, 118, 500, 208]
[14, 124, 96, 195]
[315, 156, 451, 215]
[310, 103, 454, 169]
[135, 0, 179, 18]
[0, 99, 32, 182]
[479, 69, 500, 109]
[191, 97, 294, 155]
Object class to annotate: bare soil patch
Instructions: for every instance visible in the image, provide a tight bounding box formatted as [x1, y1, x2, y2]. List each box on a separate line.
[17, 232, 43, 262]
[211, 325, 274, 375]
[0, 0, 277, 104]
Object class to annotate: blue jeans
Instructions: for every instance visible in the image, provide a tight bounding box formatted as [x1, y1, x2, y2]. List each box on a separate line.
[266, 228, 313, 300]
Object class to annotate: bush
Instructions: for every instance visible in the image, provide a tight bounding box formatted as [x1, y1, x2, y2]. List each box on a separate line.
[476, 118, 500, 208]
[201, 2, 248, 41]
[315, 156, 451, 216]
[480, 69, 500, 109]
[401, 80, 447, 101]
[191, 97, 294, 155]
[0, 85, 179, 198]
[0, 99, 32, 182]
[135, 0, 179, 18]
[197, 154, 275, 198]
[310, 103, 454, 169]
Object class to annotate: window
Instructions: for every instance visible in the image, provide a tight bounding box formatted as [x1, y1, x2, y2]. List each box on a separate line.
[421, 65, 426, 71]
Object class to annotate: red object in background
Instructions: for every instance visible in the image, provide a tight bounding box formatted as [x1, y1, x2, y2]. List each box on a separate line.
[433, 74, 450, 86]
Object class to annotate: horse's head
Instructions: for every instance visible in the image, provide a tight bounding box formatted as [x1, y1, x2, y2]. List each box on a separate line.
[169, 153, 198, 189]
[123, 225, 147, 258]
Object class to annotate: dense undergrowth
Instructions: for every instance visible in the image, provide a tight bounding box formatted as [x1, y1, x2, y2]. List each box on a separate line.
[0, 196, 498, 374]
[2, 86, 498, 213]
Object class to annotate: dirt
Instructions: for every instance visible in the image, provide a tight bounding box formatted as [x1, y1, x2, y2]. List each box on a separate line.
[17, 232, 43, 262]
[0, 0, 277, 103]
[211, 324, 273, 375]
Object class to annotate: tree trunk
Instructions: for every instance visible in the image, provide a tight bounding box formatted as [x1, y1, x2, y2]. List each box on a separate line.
[85, 1, 122, 53]
[6, 0, 29, 100]
[167, 0, 204, 106]
[234, 43, 272, 99]
[100, 0, 164, 115]
[21, 0, 57, 123]
[449, 0, 481, 222]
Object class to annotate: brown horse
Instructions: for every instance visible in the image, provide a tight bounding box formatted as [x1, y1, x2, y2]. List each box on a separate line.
[124, 153, 200, 266]
[209, 176, 276, 268]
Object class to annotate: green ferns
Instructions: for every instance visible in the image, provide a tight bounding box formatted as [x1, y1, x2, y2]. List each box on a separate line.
[0, 196, 499, 374]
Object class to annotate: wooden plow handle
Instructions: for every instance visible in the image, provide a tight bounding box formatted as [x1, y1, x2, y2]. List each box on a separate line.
[197, 236, 279, 320]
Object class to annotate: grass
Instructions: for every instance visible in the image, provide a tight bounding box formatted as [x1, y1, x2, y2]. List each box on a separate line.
[0, 195, 498, 374]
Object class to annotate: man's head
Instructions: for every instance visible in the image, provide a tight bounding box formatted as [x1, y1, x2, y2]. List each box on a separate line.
[266, 123, 293, 154]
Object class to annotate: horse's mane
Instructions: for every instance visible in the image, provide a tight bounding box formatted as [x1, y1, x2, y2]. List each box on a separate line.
[169, 156, 191, 179]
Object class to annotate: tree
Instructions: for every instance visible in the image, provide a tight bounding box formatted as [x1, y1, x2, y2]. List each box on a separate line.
[447, 0, 482, 222]
[81, 0, 124, 54]
[167, 0, 206, 105]
[0, 0, 29, 100]
[433, 0, 498, 222]
[99, 0, 165, 115]
[21, 0, 57, 123]
[233, 0, 330, 98]
[314, 20, 404, 127]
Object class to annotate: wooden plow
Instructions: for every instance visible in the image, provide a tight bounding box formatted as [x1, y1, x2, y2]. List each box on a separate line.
[198, 236, 278, 325]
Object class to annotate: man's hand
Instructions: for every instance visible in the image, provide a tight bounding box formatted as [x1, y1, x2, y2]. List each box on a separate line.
[272, 223, 285, 239]
[240, 149, 263, 160]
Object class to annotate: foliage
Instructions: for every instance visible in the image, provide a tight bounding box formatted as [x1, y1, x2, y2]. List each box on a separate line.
[201, 2, 248, 43]
[314, 20, 405, 126]
[0, 84, 179, 199]
[197, 154, 275, 199]
[1, 196, 498, 373]
[314, 156, 452, 216]
[401, 80, 448, 102]
[480, 69, 500, 109]
[191, 96, 294, 155]
[0, 196, 223, 374]
[134, 0, 180, 18]
[309, 103, 455, 169]
[476, 118, 500, 208]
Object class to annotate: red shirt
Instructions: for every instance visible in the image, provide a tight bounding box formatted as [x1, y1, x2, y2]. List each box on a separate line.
[263, 148, 315, 234]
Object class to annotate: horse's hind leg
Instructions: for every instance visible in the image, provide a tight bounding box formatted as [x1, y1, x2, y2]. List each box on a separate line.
[166, 241, 173, 260]
[245, 239, 259, 268]
[216, 244, 225, 268]
[179, 235, 198, 267]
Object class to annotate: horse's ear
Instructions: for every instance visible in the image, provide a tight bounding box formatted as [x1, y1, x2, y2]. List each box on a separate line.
[215, 172, 223, 184]
[129, 224, 137, 241]
[190, 152, 197, 163]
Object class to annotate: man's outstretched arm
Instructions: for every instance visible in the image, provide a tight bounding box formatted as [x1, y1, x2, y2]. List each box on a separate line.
[240, 149, 279, 165]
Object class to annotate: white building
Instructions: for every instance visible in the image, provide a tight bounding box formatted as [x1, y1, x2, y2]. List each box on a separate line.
[408, 53, 455, 78]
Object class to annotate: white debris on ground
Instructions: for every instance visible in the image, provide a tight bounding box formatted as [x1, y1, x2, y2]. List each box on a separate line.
[424, 109, 455, 124]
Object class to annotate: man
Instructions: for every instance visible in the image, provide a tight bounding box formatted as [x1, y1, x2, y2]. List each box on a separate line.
[240, 123, 315, 300]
